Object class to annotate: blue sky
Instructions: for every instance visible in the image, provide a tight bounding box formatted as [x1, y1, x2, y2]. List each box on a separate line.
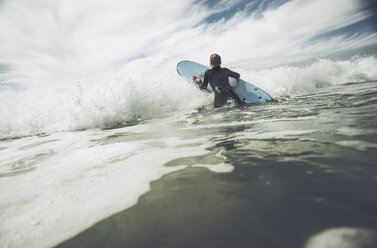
[200, 0, 377, 40]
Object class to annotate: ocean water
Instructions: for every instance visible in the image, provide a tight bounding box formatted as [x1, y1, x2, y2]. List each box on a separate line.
[1, 56, 377, 248]
[1, 0, 377, 247]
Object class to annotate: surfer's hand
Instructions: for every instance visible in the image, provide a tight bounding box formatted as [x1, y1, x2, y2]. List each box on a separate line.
[192, 76, 201, 84]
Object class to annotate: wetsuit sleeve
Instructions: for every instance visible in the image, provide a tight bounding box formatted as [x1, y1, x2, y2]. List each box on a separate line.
[200, 70, 209, 90]
[226, 68, 240, 79]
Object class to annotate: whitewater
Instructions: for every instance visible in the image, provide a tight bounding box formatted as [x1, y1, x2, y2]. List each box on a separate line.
[1, 0, 377, 247]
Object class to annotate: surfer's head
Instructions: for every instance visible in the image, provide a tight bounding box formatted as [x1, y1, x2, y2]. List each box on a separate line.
[210, 53, 221, 68]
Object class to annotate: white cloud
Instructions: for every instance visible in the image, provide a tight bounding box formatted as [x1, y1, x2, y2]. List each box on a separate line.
[0, 0, 375, 84]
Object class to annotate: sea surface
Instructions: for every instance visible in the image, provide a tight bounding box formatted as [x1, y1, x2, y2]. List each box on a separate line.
[1, 57, 377, 247]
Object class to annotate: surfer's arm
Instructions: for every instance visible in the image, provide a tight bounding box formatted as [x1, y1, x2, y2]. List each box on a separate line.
[200, 70, 209, 90]
[226, 68, 240, 79]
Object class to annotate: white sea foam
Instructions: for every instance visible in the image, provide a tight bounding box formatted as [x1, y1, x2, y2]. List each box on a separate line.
[238, 129, 316, 140]
[0, 121, 233, 248]
[0, 68, 207, 139]
[337, 127, 377, 136]
[336, 140, 377, 151]
[192, 163, 234, 173]
[237, 56, 377, 97]
[183, 117, 316, 130]
[305, 227, 377, 248]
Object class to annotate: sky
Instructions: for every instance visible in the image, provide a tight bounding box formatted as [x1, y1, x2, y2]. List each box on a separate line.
[0, 0, 376, 84]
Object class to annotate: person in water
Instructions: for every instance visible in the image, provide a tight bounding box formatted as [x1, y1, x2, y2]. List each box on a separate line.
[193, 53, 242, 108]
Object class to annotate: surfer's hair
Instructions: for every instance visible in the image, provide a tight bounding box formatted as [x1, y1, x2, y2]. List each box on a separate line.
[210, 53, 221, 66]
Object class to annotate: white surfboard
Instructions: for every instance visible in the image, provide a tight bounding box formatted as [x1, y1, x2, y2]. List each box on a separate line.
[177, 60, 272, 103]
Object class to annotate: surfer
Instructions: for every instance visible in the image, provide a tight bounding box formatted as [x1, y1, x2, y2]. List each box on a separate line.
[193, 54, 242, 108]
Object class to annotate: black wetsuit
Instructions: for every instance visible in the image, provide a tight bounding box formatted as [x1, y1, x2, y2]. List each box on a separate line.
[200, 66, 242, 108]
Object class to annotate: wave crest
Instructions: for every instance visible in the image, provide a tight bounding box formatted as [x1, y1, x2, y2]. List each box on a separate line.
[240, 56, 377, 97]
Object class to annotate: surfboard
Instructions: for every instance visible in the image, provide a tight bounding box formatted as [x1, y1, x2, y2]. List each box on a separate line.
[176, 60, 272, 103]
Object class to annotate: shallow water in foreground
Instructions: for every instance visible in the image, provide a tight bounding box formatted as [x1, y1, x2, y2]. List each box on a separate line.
[1, 81, 377, 248]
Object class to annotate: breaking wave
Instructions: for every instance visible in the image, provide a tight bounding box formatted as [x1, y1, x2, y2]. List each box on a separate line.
[239, 56, 377, 97]
[0, 65, 206, 139]
[1, 56, 377, 139]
